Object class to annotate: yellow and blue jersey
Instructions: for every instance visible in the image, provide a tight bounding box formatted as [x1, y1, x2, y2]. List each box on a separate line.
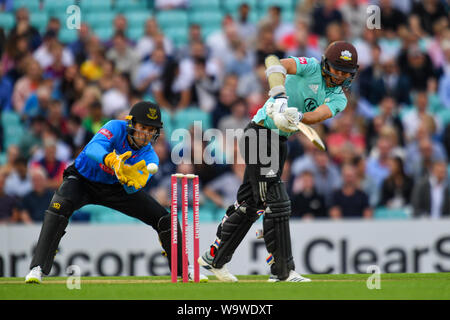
[74, 120, 159, 193]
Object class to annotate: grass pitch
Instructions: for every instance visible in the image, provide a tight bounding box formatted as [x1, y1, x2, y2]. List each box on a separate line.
[1, 273, 449, 300]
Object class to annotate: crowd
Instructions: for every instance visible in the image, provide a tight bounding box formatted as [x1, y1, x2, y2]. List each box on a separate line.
[0, 0, 449, 224]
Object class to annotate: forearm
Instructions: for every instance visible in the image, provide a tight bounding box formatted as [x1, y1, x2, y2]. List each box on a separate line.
[302, 111, 328, 125]
[85, 141, 109, 164]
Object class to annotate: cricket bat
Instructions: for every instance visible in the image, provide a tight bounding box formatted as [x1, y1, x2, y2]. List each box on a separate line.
[296, 121, 326, 151]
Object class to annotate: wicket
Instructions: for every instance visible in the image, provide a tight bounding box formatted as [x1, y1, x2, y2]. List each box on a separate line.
[171, 173, 200, 283]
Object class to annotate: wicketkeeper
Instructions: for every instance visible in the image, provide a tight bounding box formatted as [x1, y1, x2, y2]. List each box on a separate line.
[198, 41, 359, 282]
[25, 101, 207, 283]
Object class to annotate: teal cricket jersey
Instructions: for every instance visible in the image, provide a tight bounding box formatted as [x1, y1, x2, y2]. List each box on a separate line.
[252, 56, 348, 137]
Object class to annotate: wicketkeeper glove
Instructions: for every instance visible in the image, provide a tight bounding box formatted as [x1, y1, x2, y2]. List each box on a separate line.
[104, 150, 132, 184]
[121, 160, 150, 190]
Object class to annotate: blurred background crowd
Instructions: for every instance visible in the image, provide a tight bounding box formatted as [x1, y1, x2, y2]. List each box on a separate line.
[0, 0, 449, 224]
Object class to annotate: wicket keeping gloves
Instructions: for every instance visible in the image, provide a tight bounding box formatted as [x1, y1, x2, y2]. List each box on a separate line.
[104, 150, 132, 184]
[121, 160, 149, 190]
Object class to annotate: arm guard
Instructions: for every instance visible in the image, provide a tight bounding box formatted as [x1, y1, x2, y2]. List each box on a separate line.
[265, 55, 287, 98]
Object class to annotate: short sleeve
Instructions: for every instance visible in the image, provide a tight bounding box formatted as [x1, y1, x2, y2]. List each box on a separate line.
[290, 56, 320, 77]
[324, 93, 347, 117]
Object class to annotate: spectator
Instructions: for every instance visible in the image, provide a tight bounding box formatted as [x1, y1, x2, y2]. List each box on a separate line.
[31, 137, 67, 191]
[235, 3, 257, 43]
[329, 164, 372, 219]
[339, 0, 367, 39]
[218, 98, 250, 134]
[379, 0, 408, 34]
[438, 37, 450, 109]
[224, 39, 254, 78]
[292, 149, 342, 207]
[211, 80, 238, 128]
[152, 59, 192, 111]
[402, 91, 439, 142]
[71, 85, 102, 119]
[59, 65, 84, 112]
[190, 57, 220, 112]
[4, 156, 32, 198]
[68, 23, 91, 66]
[63, 114, 93, 159]
[2, 144, 19, 176]
[8, 7, 41, 51]
[283, 16, 321, 61]
[102, 72, 131, 118]
[136, 18, 174, 60]
[406, 136, 447, 181]
[17, 115, 46, 160]
[82, 101, 109, 135]
[80, 45, 106, 82]
[1, 33, 30, 77]
[0, 62, 13, 111]
[410, 0, 447, 36]
[12, 58, 43, 114]
[366, 136, 393, 191]
[155, 0, 188, 10]
[398, 44, 436, 91]
[106, 32, 140, 80]
[134, 46, 166, 95]
[0, 169, 21, 224]
[22, 84, 52, 121]
[379, 156, 414, 210]
[98, 59, 116, 92]
[365, 96, 404, 152]
[33, 30, 74, 71]
[47, 99, 68, 136]
[411, 160, 450, 218]
[203, 162, 245, 210]
[265, 6, 294, 41]
[311, 0, 343, 37]
[327, 113, 366, 165]
[20, 166, 54, 222]
[45, 17, 61, 36]
[291, 170, 326, 219]
[255, 22, 285, 66]
[206, 15, 240, 65]
[352, 155, 379, 207]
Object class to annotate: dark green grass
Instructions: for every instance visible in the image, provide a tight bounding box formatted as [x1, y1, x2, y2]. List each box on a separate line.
[1, 273, 449, 300]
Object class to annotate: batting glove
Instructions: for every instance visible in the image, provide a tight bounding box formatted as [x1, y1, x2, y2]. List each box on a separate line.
[266, 95, 288, 119]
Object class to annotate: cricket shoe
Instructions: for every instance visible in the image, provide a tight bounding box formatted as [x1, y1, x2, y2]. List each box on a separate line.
[198, 251, 238, 282]
[268, 270, 311, 283]
[187, 265, 209, 282]
[25, 266, 43, 284]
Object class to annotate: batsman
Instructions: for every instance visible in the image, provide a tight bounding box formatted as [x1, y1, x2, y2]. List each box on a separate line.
[25, 101, 207, 283]
[198, 41, 359, 282]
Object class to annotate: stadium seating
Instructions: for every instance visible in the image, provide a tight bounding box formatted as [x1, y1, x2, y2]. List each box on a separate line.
[84, 12, 115, 29]
[81, 204, 140, 224]
[189, 10, 223, 31]
[374, 207, 410, 219]
[0, 12, 14, 31]
[58, 28, 78, 44]
[1, 111, 24, 150]
[124, 11, 153, 29]
[156, 10, 188, 30]
[222, 0, 258, 13]
[114, 0, 147, 12]
[173, 107, 212, 131]
[43, 0, 75, 16]
[30, 12, 49, 32]
[79, 0, 112, 13]
[189, 0, 221, 11]
[13, 0, 40, 11]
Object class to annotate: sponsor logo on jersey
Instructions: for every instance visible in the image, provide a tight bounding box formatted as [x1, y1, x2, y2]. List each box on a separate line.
[99, 163, 115, 175]
[99, 128, 113, 139]
[309, 84, 319, 94]
[52, 202, 61, 210]
[304, 98, 318, 112]
[297, 57, 307, 64]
